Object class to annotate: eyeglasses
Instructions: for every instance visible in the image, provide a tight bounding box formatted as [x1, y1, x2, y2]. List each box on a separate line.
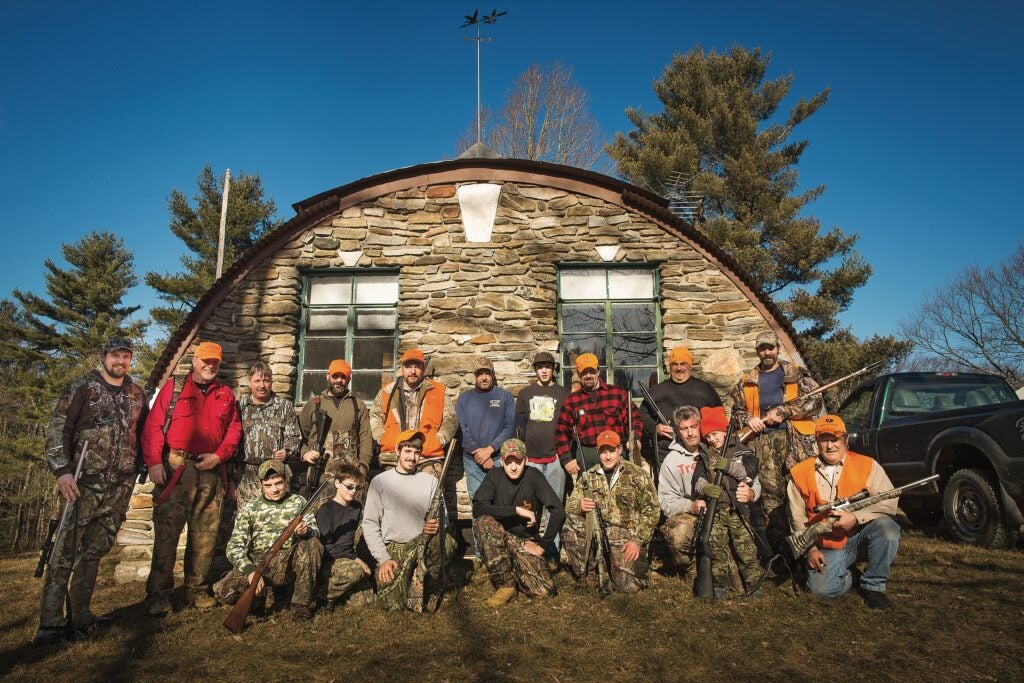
[340, 482, 360, 492]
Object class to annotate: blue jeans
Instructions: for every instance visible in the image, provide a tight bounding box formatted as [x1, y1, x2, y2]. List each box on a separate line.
[464, 454, 501, 501]
[528, 459, 566, 552]
[806, 516, 900, 598]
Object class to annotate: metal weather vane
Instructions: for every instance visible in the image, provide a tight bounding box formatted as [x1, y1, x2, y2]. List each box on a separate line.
[461, 8, 507, 145]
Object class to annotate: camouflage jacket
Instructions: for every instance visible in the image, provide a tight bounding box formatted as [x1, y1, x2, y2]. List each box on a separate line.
[44, 370, 148, 480]
[236, 394, 302, 466]
[227, 492, 318, 575]
[566, 460, 659, 546]
[298, 389, 373, 471]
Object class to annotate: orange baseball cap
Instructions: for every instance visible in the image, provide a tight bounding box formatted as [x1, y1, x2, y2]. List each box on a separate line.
[194, 341, 222, 361]
[596, 430, 621, 450]
[400, 349, 425, 365]
[396, 429, 425, 446]
[575, 353, 599, 374]
[815, 414, 847, 437]
[700, 406, 728, 436]
[328, 359, 351, 377]
[668, 346, 693, 365]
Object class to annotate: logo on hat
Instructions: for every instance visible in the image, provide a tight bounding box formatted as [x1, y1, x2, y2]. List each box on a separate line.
[500, 438, 527, 461]
[815, 414, 847, 437]
[596, 430, 621, 450]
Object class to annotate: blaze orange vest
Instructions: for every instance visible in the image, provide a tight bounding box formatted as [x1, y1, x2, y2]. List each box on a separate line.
[380, 380, 447, 458]
[741, 375, 816, 436]
[790, 451, 874, 549]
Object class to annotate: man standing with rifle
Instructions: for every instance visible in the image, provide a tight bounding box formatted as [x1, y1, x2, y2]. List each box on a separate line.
[34, 338, 147, 645]
[235, 361, 302, 506]
[786, 415, 903, 608]
[298, 358, 371, 498]
[729, 331, 823, 551]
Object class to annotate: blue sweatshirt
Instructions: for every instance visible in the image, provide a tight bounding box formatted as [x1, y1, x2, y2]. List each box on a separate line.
[456, 386, 516, 455]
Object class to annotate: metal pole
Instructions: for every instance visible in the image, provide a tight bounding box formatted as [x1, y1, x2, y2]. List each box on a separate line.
[476, 22, 481, 144]
[215, 169, 231, 280]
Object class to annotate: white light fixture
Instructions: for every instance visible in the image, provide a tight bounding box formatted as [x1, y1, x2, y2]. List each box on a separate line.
[595, 245, 620, 262]
[457, 183, 501, 242]
[338, 250, 363, 267]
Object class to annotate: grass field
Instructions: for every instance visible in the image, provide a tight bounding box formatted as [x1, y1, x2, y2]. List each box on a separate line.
[1, 530, 1021, 682]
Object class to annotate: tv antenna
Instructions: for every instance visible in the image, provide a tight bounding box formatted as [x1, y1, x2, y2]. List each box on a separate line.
[461, 8, 507, 145]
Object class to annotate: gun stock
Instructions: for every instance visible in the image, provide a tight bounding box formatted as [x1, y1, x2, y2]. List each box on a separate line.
[694, 417, 735, 600]
[224, 480, 330, 633]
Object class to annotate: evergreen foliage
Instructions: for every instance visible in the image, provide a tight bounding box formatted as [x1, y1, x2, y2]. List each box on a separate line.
[145, 166, 279, 336]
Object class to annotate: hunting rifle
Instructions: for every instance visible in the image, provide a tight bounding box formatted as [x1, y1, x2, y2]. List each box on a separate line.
[419, 438, 458, 612]
[736, 360, 884, 444]
[785, 474, 939, 559]
[35, 441, 88, 579]
[634, 379, 672, 483]
[303, 397, 333, 499]
[573, 423, 612, 597]
[693, 415, 736, 600]
[224, 479, 331, 633]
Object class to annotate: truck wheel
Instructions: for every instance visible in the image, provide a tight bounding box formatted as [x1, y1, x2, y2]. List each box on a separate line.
[942, 469, 1015, 548]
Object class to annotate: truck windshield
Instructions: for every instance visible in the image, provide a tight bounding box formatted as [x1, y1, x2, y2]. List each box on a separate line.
[886, 376, 1017, 417]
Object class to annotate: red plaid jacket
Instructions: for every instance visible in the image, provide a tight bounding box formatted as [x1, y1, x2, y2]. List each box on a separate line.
[554, 380, 643, 465]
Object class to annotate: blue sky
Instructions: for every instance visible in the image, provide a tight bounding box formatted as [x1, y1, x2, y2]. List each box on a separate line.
[1, 1, 1020, 342]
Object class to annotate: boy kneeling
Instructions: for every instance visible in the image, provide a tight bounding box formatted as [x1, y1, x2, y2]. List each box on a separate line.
[213, 460, 322, 620]
[315, 463, 373, 608]
[472, 438, 565, 607]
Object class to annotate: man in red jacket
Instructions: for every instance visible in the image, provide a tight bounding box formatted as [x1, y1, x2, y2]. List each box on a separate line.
[142, 341, 242, 616]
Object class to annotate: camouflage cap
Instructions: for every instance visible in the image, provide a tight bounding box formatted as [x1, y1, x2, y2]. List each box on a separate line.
[500, 438, 527, 461]
[755, 331, 779, 349]
[101, 337, 134, 354]
[257, 459, 292, 480]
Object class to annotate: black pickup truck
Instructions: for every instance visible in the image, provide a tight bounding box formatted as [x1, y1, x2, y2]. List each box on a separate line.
[837, 372, 1024, 547]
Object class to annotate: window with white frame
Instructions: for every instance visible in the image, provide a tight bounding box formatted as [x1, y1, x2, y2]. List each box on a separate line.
[557, 267, 661, 389]
[296, 271, 399, 402]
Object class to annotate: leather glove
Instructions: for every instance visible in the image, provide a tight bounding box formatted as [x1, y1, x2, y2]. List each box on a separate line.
[701, 483, 722, 500]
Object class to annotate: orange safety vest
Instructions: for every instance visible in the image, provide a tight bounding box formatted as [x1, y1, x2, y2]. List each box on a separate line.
[790, 451, 874, 549]
[380, 380, 447, 458]
[741, 374, 816, 436]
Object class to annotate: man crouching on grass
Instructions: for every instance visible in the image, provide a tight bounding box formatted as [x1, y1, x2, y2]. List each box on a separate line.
[212, 460, 321, 620]
[362, 430, 456, 612]
[472, 438, 565, 607]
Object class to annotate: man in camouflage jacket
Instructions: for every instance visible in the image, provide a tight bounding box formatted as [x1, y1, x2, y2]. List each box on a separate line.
[564, 430, 659, 594]
[234, 362, 302, 506]
[213, 459, 322, 620]
[34, 338, 147, 645]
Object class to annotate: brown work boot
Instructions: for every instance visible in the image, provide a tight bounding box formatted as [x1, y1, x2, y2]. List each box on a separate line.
[485, 586, 517, 607]
[190, 593, 218, 610]
[147, 597, 173, 617]
[292, 604, 315, 621]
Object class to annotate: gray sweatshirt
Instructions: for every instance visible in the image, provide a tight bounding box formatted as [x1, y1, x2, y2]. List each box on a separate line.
[658, 440, 701, 517]
[361, 468, 437, 564]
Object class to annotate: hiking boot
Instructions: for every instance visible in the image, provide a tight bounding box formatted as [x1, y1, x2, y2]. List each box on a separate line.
[32, 628, 66, 646]
[147, 597, 173, 617]
[190, 593, 218, 610]
[485, 586, 517, 607]
[292, 604, 315, 621]
[861, 589, 892, 609]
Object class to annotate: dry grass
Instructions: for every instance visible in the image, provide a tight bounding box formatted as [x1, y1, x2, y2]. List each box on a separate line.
[1, 531, 1022, 682]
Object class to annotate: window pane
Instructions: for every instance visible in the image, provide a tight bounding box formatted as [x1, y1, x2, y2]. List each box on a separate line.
[304, 338, 347, 371]
[350, 372, 385, 402]
[307, 310, 347, 333]
[353, 337, 394, 370]
[309, 276, 352, 305]
[354, 274, 399, 304]
[355, 308, 397, 336]
[562, 304, 605, 334]
[612, 333, 657, 367]
[562, 336, 606, 364]
[611, 303, 655, 332]
[300, 371, 328, 401]
[560, 269, 606, 300]
[608, 270, 654, 299]
[614, 366, 658, 393]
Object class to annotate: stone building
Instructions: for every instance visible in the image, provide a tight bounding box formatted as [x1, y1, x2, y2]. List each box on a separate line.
[114, 156, 812, 581]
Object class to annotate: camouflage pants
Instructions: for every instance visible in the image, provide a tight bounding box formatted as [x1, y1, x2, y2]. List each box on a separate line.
[377, 533, 456, 613]
[749, 430, 797, 553]
[709, 507, 760, 595]
[213, 537, 323, 607]
[39, 476, 133, 629]
[147, 463, 224, 603]
[661, 510, 700, 574]
[473, 515, 555, 597]
[322, 557, 372, 602]
[562, 514, 649, 594]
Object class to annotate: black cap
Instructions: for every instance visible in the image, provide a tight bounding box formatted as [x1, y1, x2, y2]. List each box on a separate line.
[101, 338, 134, 354]
[532, 351, 557, 366]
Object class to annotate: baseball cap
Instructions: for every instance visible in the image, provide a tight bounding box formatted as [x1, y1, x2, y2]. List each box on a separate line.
[328, 359, 351, 377]
[400, 349, 425, 365]
[475, 357, 495, 373]
[815, 414, 847, 438]
[575, 353, 599, 374]
[700, 406, 729, 437]
[396, 429, 425, 447]
[755, 331, 779, 349]
[500, 438, 527, 462]
[668, 346, 693, 365]
[257, 459, 291, 480]
[194, 341, 223, 361]
[596, 430, 621, 450]
[101, 337, 134, 354]
[532, 351, 556, 366]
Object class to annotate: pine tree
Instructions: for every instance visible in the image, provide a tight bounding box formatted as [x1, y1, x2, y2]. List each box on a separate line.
[608, 46, 905, 371]
[145, 166, 279, 336]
